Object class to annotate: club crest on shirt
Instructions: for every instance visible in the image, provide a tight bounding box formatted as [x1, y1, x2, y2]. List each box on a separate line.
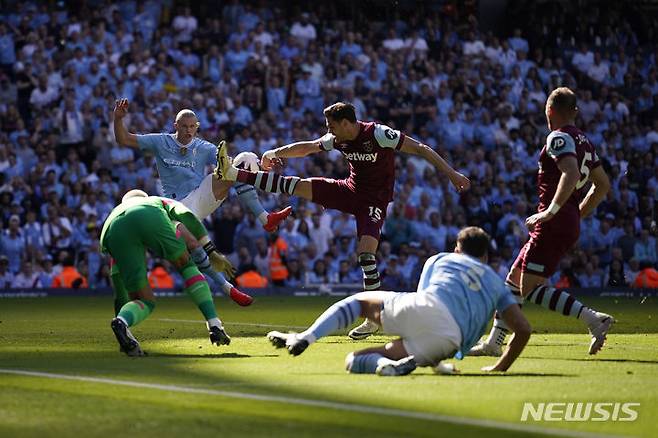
[363, 140, 373, 152]
[385, 129, 398, 140]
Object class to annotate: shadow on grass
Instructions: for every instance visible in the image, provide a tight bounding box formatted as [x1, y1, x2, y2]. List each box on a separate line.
[523, 356, 658, 365]
[145, 352, 278, 359]
[443, 372, 577, 377]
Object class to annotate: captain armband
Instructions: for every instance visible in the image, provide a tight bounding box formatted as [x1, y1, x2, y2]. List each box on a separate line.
[203, 241, 217, 255]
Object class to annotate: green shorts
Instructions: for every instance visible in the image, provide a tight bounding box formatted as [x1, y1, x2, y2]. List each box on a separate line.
[102, 204, 186, 292]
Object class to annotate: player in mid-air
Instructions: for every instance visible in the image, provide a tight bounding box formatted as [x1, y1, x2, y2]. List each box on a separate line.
[101, 189, 236, 356]
[215, 102, 470, 339]
[113, 98, 292, 305]
[470, 87, 614, 356]
[267, 227, 531, 376]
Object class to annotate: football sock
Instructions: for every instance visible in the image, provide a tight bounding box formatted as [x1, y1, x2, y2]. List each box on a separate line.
[117, 299, 156, 327]
[190, 247, 232, 293]
[525, 285, 598, 324]
[486, 280, 523, 346]
[358, 252, 380, 290]
[181, 260, 218, 321]
[299, 295, 361, 344]
[235, 182, 268, 225]
[345, 352, 394, 374]
[110, 267, 130, 316]
[236, 169, 300, 195]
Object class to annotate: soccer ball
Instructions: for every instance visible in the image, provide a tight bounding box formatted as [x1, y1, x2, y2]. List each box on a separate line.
[233, 151, 261, 172]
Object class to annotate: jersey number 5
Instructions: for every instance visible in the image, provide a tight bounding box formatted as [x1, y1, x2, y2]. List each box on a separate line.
[576, 152, 593, 190]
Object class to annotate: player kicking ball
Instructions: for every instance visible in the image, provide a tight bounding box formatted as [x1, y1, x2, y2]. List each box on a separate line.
[101, 190, 236, 356]
[267, 227, 531, 376]
[214, 102, 469, 340]
[113, 99, 292, 306]
[470, 87, 614, 357]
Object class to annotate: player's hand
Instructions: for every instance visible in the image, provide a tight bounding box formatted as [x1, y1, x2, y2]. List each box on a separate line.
[260, 149, 283, 171]
[209, 252, 236, 279]
[113, 98, 130, 120]
[450, 172, 471, 193]
[525, 210, 554, 231]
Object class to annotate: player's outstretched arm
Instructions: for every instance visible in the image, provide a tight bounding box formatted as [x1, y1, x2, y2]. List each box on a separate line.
[579, 166, 610, 218]
[261, 141, 323, 170]
[112, 98, 140, 149]
[482, 305, 531, 372]
[399, 136, 470, 192]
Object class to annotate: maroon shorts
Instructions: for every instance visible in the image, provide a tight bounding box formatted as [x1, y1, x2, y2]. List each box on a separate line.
[310, 177, 388, 239]
[512, 213, 580, 277]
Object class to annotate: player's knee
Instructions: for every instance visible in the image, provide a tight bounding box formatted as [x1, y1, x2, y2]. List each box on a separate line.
[173, 251, 191, 269]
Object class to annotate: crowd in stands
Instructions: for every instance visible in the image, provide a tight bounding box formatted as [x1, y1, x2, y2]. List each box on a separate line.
[1, 0, 658, 290]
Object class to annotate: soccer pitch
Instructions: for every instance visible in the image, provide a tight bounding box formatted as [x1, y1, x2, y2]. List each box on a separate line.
[0, 296, 656, 438]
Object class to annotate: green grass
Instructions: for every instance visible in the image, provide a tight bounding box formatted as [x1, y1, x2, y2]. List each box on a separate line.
[0, 296, 656, 438]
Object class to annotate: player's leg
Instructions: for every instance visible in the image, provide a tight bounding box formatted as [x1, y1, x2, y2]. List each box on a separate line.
[233, 181, 293, 232]
[348, 291, 461, 376]
[469, 252, 525, 356]
[345, 339, 417, 376]
[105, 239, 154, 357]
[349, 201, 388, 340]
[146, 207, 231, 345]
[176, 222, 253, 306]
[519, 237, 614, 355]
[109, 258, 129, 316]
[267, 290, 397, 356]
[214, 139, 313, 200]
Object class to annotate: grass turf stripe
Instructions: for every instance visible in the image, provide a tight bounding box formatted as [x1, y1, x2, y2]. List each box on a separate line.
[0, 368, 630, 438]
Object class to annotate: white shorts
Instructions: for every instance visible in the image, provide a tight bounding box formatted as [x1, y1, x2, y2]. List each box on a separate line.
[180, 174, 225, 219]
[380, 292, 462, 366]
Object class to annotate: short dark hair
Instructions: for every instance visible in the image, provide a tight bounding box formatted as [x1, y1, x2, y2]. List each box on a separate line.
[456, 226, 491, 258]
[547, 87, 577, 116]
[323, 102, 357, 123]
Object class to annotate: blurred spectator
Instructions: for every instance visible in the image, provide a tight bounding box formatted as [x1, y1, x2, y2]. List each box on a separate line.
[51, 250, 88, 288]
[632, 261, 658, 288]
[236, 263, 268, 288]
[11, 260, 42, 288]
[268, 232, 288, 287]
[633, 228, 657, 265]
[0, 0, 655, 290]
[0, 255, 13, 288]
[148, 262, 175, 289]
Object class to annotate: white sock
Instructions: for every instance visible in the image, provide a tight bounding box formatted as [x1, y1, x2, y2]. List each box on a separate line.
[299, 331, 317, 345]
[578, 307, 600, 326]
[206, 318, 222, 329]
[257, 211, 269, 225]
[221, 281, 232, 294]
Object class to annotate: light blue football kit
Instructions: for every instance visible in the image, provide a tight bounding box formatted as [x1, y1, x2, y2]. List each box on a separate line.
[416, 252, 518, 357]
[136, 133, 265, 220]
[137, 134, 216, 201]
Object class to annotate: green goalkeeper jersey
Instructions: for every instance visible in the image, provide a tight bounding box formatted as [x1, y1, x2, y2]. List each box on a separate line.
[100, 196, 207, 253]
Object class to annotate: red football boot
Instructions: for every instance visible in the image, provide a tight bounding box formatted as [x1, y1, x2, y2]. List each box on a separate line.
[229, 286, 254, 307]
[263, 206, 293, 232]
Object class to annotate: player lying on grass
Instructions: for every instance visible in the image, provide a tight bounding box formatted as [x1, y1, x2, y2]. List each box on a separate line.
[268, 227, 531, 376]
[470, 87, 614, 357]
[113, 99, 290, 304]
[101, 189, 236, 356]
[215, 101, 469, 341]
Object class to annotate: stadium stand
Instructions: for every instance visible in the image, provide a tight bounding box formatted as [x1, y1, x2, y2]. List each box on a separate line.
[0, 0, 657, 291]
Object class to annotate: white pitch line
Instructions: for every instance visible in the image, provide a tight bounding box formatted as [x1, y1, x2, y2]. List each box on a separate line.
[0, 368, 630, 438]
[158, 318, 308, 330]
